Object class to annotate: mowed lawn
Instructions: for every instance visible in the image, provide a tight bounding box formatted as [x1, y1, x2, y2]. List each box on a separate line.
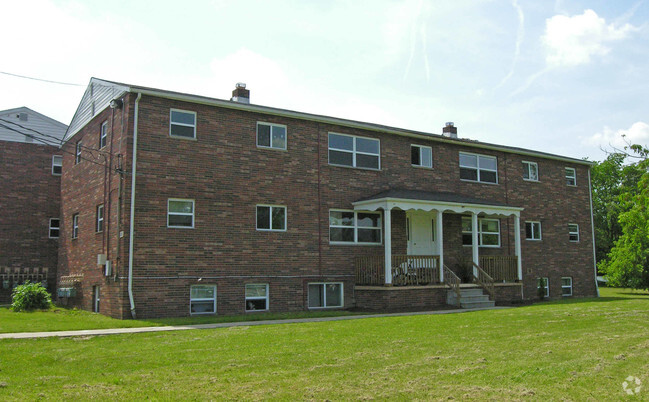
[1, 288, 648, 400]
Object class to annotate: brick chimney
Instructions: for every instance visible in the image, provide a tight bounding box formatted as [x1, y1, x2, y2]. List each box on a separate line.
[230, 83, 250, 104]
[442, 122, 457, 138]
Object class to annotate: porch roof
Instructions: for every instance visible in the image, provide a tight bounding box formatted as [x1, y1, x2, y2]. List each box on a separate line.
[352, 189, 523, 217]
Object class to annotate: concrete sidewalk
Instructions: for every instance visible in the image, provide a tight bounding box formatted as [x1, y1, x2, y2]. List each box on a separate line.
[0, 306, 510, 339]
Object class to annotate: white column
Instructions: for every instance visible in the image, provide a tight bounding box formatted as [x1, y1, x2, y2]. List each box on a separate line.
[384, 204, 392, 286]
[514, 214, 522, 281]
[436, 210, 444, 283]
[471, 212, 479, 278]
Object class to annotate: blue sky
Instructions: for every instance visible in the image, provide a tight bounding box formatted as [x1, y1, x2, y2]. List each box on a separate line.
[1, 0, 647, 161]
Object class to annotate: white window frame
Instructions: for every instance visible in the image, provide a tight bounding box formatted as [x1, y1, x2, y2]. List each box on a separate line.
[538, 277, 549, 298]
[565, 167, 576, 186]
[459, 152, 498, 184]
[190, 285, 216, 315]
[100, 121, 108, 148]
[167, 199, 195, 229]
[525, 221, 542, 241]
[308, 282, 344, 309]
[169, 109, 197, 140]
[96, 204, 104, 233]
[256, 205, 287, 232]
[49, 218, 60, 239]
[522, 161, 539, 181]
[561, 277, 573, 296]
[568, 223, 579, 242]
[52, 155, 62, 176]
[245, 284, 269, 312]
[72, 213, 79, 239]
[329, 209, 382, 245]
[75, 141, 82, 164]
[411, 144, 433, 168]
[461, 217, 501, 248]
[328, 132, 381, 170]
[256, 122, 287, 150]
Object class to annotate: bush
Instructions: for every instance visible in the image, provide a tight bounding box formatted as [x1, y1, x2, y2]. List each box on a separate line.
[11, 281, 52, 311]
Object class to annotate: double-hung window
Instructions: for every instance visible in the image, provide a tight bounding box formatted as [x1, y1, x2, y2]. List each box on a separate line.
[328, 133, 380, 170]
[190, 285, 216, 314]
[308, 283, 343, 308]
[561, 277, 573, 296]
[565, 168, 576, 186]
[523, 161, 538, 181]
[256, 205, 286, 231]
[525, 221, 542, 240]
[169, 109, 196, 139]
[459, 152, 497, 183]
[100, 121, 108, 148]
[411, 145, 432, 168]
[75, 141, 82, 164]
[329, 210, 381, 244]
[49, 218, 60, 239]
[568, 223, 579, 242]
[257, 122, 287, 150]
[52, 155, 62, 175]
[72, 213, 79, 239]
[96, 204, 104, 233]
[245, 284, 269, 311]
[168, 199, 195, 228]
[461, 217, 500, 247]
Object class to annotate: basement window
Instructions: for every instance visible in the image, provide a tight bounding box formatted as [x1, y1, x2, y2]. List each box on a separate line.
[245, 284, 269, 311]
[49, 218, 60, 239]
[561, 277, 573, 296]
[168, 199, 195, 228]
[459, 152, 498, 184]
[308, 283, 343, 308]
[190, 285, 216, 315]
[411, 145, 433, 168]
[170, 109, 196, 139]
[257, 122, 287, 150]
[52, 155, 62, 175]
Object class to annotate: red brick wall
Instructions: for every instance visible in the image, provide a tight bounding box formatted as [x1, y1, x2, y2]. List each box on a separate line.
[0, 141, 60, 301]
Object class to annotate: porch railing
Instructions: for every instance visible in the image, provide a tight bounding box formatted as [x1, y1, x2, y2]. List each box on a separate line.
[354, 255, 440, 286]
[472, 262, 495, 300]
[478, 255, 518, 282]
[355, 256, 385, 286]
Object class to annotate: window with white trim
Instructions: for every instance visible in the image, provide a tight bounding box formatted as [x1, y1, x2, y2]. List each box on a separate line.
[168, 199, 195, 228]
[72, 213, 79, 239]
[411, 145, 432, 168]
[257, 122, 286, 150]
[100, 121, 108, 148]
[51, 155, 62, 176]
[75, 141, 82, 164]
[190, 285, 216, 314]
[256, 205, 286, 231]
[308, 283, 343, 308]
[461, 217, 500, 247]
[568, 223, 579, 242]
[245, 284, 269, 311]
[525, 221, 542, 240]
[170, 109, 196, 139]
[565, 167, 576, 186]
[538, 277, 549, 298]
[523, 161, 538, 181]
[96, 204, 104, 233]
[329, 210, 382, 244]
[459, 152, 498, 183]
[561, 277, 573, 296]
[328, 133, 380, 170]
[49, 218, 60, 239]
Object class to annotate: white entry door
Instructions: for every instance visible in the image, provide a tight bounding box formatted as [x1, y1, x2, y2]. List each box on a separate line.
[407, 211, 436, 255]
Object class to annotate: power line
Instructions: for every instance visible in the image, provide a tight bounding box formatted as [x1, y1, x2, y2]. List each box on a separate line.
[0, 71, 84, 87]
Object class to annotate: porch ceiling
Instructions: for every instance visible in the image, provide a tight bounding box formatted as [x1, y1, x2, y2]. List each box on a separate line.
[352, 189, 523, 217]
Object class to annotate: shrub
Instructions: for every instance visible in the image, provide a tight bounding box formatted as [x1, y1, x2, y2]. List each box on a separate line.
[11, 281, 52, 311]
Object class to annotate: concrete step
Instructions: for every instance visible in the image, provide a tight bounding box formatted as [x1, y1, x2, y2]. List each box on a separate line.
[458, 289, 485, 297]
[461, 300, 496, 309]
[447, 286, 494, 308]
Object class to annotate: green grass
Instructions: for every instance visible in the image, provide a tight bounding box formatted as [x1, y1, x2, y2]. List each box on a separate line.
[1, 288, 648, 400]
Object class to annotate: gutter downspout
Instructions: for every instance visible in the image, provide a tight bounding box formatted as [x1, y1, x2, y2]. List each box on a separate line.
[128, 93, 142, 318]
[588, 168, 600, 297]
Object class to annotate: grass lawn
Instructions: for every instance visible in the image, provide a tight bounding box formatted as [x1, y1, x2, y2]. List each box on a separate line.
[1, 287, 648, 400]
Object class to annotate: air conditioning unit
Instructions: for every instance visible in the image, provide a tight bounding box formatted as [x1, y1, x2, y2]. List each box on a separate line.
[97, 254, 107, 266]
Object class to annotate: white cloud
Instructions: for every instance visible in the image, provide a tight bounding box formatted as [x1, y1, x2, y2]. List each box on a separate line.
[542, 9, 636, 68]
[583, 121, 649, 150]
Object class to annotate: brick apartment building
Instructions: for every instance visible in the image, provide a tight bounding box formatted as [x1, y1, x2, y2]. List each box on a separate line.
[56, 78, 598, 319]
[0, 107, 67, 302]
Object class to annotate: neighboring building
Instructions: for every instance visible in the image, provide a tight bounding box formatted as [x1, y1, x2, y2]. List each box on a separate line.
[0, 107, 67, 302]
[57, 78, 598, 319]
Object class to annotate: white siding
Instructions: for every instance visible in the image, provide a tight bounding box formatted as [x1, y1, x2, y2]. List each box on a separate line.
[0, 107, 67, 145]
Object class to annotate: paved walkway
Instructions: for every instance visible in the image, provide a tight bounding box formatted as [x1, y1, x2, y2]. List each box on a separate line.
[0, 306, 510, 339]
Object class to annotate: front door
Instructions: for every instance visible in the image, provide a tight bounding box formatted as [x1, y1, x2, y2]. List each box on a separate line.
[407, 211, 436, 255]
